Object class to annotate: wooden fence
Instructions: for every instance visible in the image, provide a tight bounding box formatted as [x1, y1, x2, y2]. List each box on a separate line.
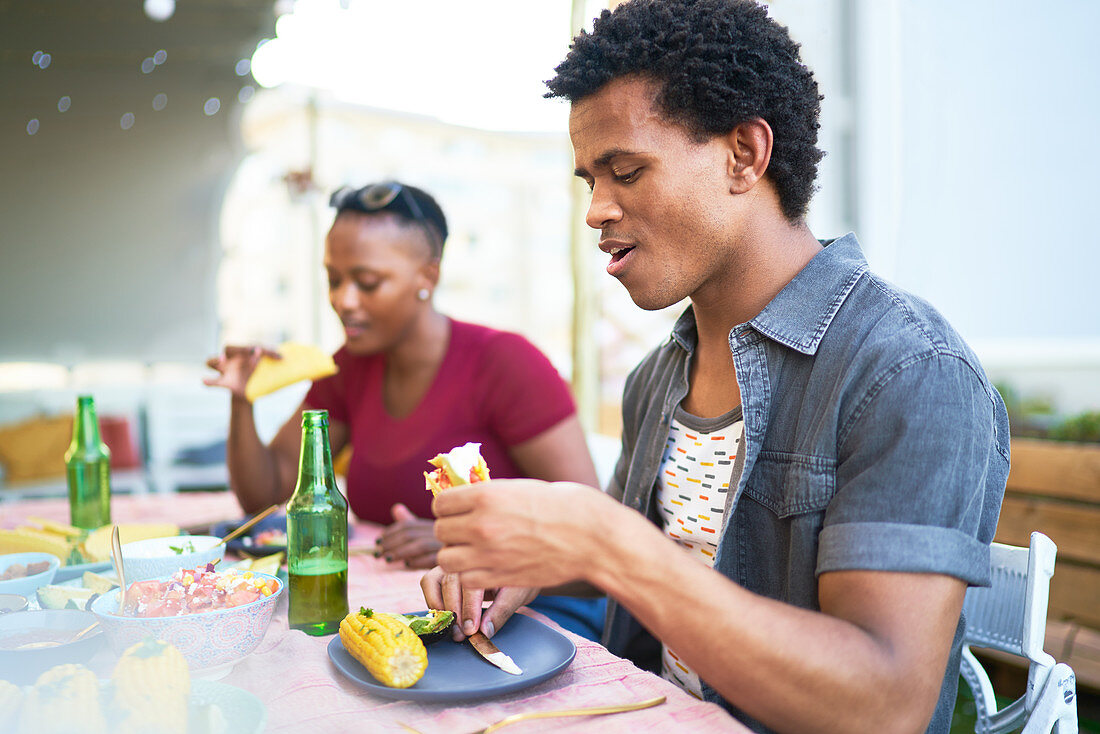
[986, 438, 1100, 691]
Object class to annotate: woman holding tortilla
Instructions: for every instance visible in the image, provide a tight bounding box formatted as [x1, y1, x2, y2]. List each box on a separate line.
[205, 181, 604, 638]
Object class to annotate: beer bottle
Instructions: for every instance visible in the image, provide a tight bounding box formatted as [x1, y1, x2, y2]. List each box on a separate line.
[65, 395, 112, 530]
[287, 409, 349, 635]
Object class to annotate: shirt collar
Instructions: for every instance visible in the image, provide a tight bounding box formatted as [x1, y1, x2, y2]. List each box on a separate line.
[670, 304, 698, 353]
[744, 232, 868, 355]
[668, 233, 867, 356]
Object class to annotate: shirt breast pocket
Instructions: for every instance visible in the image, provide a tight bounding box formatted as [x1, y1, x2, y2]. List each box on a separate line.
[742, 452, 835, 518]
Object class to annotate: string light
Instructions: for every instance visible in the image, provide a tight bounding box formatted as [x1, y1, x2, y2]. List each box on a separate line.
[203, 98, 221, 116]
[58, 96, 71, 112]
[27, 119, 39, 135]
[152, 93, 168, 111]
[120, 113, 135, 130]
[144, 0, 175, 22]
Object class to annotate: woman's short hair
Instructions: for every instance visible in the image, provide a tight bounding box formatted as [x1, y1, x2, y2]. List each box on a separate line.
[329, 181, 448, 258]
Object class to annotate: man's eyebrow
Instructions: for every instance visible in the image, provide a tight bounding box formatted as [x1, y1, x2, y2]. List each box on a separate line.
[574, 147, 639, 178]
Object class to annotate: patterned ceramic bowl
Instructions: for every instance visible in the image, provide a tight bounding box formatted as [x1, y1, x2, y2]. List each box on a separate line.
[120, 535, 225, 582]
[89, 571, 282, 675]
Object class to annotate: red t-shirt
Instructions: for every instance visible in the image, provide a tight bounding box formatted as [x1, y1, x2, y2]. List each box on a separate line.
[303, 319, 577, 524]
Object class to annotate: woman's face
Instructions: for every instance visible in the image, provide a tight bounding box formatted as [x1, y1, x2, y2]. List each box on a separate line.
[324, 212, 438, 355]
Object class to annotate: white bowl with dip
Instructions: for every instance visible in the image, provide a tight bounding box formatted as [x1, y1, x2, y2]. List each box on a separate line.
[120, 535, 225, 582]
[0, 552, 60, 598]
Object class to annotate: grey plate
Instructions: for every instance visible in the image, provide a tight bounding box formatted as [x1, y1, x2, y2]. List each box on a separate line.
[327, 612, 576, 702]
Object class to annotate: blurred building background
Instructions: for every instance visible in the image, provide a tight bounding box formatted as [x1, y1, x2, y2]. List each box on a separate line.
[1, 0, 1098, 494]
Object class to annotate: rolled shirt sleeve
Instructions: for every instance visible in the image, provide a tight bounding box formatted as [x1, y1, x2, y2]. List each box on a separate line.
[817, 351, 1007, 586]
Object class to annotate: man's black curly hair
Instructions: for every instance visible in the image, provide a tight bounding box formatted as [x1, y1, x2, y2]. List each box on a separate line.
[546, 0, 823, 222]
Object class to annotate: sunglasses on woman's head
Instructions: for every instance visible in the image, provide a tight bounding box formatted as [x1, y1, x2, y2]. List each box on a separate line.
[329, 182, 441, 255]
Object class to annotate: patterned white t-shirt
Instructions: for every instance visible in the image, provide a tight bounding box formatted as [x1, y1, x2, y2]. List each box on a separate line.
[656, 405, 744, 698]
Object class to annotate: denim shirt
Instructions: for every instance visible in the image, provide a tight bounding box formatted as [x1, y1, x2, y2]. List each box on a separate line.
[602, 233, 1010, 733]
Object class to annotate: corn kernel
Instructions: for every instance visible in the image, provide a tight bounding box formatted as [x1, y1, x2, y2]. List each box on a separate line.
[261, 586, 272, 596]
[243, 571, 253, 579]
[182, 574, 194, 585]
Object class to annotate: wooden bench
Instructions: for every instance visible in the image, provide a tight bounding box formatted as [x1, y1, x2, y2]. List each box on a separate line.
[984, 438, 1100, 691]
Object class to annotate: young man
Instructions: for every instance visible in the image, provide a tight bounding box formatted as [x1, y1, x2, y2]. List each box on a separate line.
[422, 1, 1009, 732]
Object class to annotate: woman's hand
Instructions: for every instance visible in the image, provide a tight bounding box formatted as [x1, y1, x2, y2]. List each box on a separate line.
[203, 345, 281, 401]
[377, 504, 441, 569]
[420, 566, 539, 641]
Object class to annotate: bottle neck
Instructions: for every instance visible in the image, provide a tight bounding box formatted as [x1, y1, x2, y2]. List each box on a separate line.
[297, 422, 335, 489]
[72, 400, 102, 448]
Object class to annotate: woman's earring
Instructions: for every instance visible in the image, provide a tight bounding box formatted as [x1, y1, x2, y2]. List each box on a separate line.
[417, 288, 430, 301]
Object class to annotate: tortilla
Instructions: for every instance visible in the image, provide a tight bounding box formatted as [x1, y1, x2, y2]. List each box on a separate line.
[244, 342, 338, 402]
[424, 442, 491, 496]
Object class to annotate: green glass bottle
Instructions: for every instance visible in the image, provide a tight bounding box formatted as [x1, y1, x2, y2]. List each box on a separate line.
[287, 409, 349, 635]
[64, 395, 112, 530]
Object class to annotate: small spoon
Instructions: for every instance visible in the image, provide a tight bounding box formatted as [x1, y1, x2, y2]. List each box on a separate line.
[15, 621, 99, 650]
[111, 524, 128, 613]
[217, 504, 281, 547]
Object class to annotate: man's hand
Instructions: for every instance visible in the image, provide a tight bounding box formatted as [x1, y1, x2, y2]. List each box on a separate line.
[432, 479, 621, 590]
[203, 345, 281, 401]
[420, 567, 538, 640]
[377, 503, 441, 568]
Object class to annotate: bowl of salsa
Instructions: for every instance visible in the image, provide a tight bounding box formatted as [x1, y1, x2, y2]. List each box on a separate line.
[89, 563, 282, 674]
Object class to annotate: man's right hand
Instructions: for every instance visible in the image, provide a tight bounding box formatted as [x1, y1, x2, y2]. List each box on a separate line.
[203, 345, 281, 401]
[420, 566, 538, 641]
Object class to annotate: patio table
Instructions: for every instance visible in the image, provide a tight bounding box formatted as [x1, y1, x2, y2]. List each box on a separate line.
[1, 492, 747, 733]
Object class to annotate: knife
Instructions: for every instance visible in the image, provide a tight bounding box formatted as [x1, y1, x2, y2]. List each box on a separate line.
[468, 631, 523, 675]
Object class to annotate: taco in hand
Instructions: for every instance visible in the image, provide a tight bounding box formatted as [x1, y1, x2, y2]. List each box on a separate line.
[424, 442, 491, 496]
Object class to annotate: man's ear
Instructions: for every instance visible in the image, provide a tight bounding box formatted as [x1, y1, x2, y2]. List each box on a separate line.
[725, 118, 773, 194]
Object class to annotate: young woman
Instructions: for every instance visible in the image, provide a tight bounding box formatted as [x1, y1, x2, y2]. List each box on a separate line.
[206, 181, 599, 573]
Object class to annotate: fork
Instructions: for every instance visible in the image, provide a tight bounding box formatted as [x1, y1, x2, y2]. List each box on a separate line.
[397, 695, 666, 733]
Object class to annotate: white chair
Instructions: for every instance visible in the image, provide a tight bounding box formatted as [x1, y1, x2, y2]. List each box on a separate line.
[960, 531, 1079, 734]
[144, 385, 230, 494]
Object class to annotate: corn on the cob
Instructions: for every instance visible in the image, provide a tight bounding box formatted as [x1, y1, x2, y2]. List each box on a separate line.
[111, 638, 189, 734]
[339, 607, 427, 688]
[0, 529, 70, 562]
[20, 664, 105, 734]
[0, 679, 23, 730]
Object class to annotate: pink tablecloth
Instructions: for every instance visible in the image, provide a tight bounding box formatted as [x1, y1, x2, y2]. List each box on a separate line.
[1, 492, 747, 733]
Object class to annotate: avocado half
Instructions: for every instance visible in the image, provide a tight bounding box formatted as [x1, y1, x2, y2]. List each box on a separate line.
[401, 609, 456, 645]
